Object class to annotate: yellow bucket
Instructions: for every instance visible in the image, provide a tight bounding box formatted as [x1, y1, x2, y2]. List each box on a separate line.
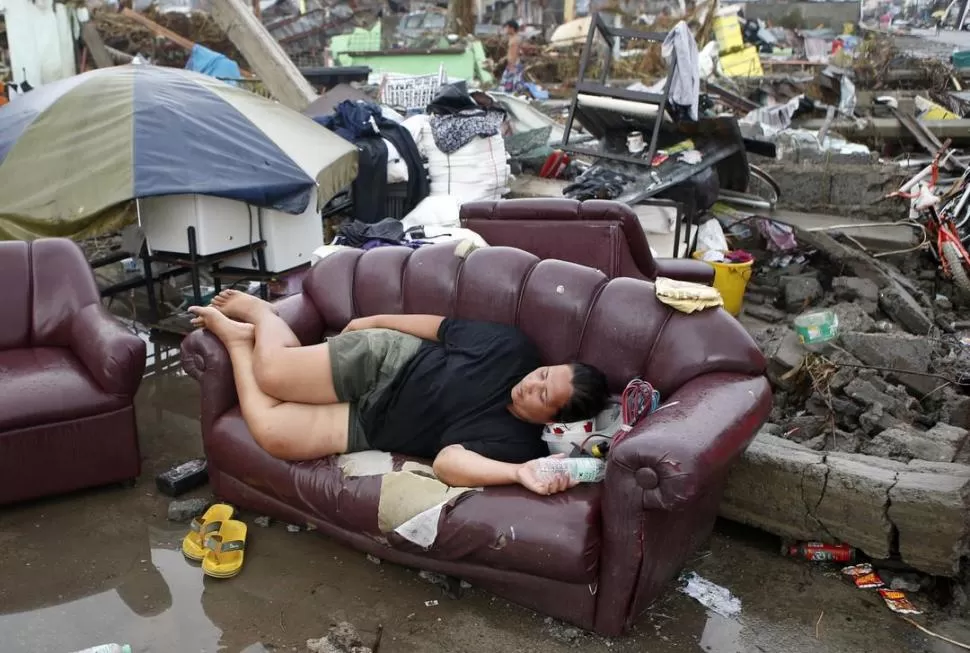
[692, 252, 754, 317]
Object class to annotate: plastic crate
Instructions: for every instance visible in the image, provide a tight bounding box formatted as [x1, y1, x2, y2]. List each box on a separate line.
[380, 66, 447, 112]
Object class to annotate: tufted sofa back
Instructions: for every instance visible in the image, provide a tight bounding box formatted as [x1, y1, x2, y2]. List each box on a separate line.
[461, 198, 665, 281]
[303, 243, 764, 395]
[0, 239, 101, 351]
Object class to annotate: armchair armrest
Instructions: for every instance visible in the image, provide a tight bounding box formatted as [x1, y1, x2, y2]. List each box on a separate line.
[180, 292, 325, 430]
[653, 258, 715, 286]
[69, 303, 146, 396]
[181, 327, 236, 431]
[608, 372, 772, 512]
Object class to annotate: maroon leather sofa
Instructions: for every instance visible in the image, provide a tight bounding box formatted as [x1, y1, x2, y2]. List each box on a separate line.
[181, 243, 770, 635]
[460, 198, 715, 285]
[0, 238, 146, 505]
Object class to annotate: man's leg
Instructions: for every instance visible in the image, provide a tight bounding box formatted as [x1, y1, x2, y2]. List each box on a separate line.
[210, 289, 339, 405]
[189, 307, 349, 460]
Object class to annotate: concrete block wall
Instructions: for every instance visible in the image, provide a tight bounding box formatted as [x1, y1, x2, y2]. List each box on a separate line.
[756, 161, 910, 219]
[721, 434, 970, 576]
[742, 1, 860, 31]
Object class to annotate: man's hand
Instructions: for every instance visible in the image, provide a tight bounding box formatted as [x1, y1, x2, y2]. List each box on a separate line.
[341, 316, 378, 334]
[516, 455, 578, 496]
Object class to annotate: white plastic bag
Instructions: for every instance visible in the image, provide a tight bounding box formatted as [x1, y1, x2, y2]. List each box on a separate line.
[696, 218, 729, 254]
[384, 139, 409, 184]
[401, 195, 462, 231]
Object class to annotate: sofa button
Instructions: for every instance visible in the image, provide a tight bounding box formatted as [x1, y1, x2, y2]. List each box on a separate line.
[635, 467, 659, 490]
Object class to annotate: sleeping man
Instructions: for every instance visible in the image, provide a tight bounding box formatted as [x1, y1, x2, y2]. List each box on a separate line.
[189, 292, 609, 497]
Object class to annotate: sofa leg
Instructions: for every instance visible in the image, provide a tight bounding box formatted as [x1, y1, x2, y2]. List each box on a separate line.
[119, 478, 138, 489]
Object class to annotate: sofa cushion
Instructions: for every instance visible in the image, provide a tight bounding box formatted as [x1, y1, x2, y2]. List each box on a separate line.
[0, 347, 128, 431]
[209, 408, 601, 583]
[431, 483, 602, 583]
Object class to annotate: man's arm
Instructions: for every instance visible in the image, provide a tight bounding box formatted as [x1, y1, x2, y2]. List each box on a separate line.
[432, 445, 574, 496]
[342, 314, 444, 341]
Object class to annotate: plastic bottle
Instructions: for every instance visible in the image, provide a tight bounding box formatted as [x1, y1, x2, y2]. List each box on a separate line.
[535, 457, 606, 483]
[70, 644, 132, 653]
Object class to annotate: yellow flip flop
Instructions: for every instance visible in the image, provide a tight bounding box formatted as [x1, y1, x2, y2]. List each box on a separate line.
[181, 503, 234, 561]
[202, 519, 248, 579]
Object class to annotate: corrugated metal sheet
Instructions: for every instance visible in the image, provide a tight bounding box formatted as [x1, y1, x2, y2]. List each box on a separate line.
[1, 0, 76, 88]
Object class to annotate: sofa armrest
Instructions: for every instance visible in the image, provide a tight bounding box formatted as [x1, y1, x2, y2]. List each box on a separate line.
[653, 258, 715, 286]
[180, 292, 325, 430]
[607, 372, 772, 511]
[69, 303, 147, 396]
[592, 372, 771, 635]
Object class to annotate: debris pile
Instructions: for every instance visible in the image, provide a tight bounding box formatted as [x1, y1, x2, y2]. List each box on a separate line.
[306, 622, 375, 653]
[738, 225, 970, 466]
[93, 7, 245, 68]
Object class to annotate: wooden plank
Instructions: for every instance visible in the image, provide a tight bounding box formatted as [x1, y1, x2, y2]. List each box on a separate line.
[208, 0, 317, 110]
[81, 22, 115, 70]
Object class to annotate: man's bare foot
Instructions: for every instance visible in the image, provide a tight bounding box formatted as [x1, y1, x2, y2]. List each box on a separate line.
[189, 306, 255, 346]
[210, 289, 277, 323]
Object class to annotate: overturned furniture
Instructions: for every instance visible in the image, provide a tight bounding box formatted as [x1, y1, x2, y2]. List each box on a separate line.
[0, 239, 146, 505]
[461, 198, 714, 285]
[181, 242, 771, 635]
[562, 14, 753, 250]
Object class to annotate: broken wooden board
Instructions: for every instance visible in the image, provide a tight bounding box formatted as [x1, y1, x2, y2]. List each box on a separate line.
[208, 0, 317, 111]
[81, 22, 115, 70]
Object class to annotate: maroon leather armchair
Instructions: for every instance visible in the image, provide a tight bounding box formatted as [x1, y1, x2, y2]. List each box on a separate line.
[460, 198, 715, 285]
[0, 239, 146, 505]
[181, 243, 770, 635]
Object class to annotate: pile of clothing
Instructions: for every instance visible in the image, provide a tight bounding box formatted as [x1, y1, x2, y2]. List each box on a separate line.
[402, 85, 511, 205]
[315, 100, 429, 224]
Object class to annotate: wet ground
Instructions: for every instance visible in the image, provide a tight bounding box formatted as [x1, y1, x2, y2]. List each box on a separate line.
[0, 348, 967, 653]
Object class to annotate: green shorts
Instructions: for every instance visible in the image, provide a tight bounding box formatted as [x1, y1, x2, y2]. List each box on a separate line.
[327, 328, 423, 452]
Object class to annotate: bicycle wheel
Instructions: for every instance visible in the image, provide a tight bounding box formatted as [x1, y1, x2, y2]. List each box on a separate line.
[747, 164, 781, 209]
[941, 240, 970, 294]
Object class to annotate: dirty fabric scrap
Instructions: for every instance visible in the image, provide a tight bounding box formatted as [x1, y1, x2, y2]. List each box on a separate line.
[655, 277, 724, 313]
[377, 471, 479, 548]
[338, 451, 435, 478]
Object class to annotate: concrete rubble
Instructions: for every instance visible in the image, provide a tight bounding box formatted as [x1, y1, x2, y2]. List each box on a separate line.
[307, 622, 374, 653]
[166, 497, 210, 522]
[728, 203, 970, 576]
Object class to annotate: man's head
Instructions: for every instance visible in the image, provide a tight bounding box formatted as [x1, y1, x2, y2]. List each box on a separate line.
[504, 20, 520, 35]
[509, 362, 609, 425]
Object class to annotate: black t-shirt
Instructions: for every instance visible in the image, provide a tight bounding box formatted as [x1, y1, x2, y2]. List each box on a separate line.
[361, 318, 549, 463]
